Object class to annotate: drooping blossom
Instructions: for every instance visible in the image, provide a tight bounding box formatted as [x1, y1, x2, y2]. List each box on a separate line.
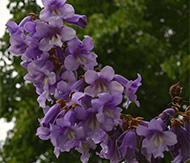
[6, 16, 32, 55]
[40, 103, 60, 127]
[36, 104, 60, 140]
[24, 60, 56, 108]
[97, 126, 123, 163]
[84, 66, 124, 96]
[50, 116, 85, 157]
[183, 106, 190, 136]
[114, 73, 141, 108]
[117, 129, 137, 162]
[40, 0, 87, 28]
[75, 138, 97, 163]
[136, 118, 177, 160]
[170, 119, 190, 163]
[65, 14, 87, 29]
[35, 16, 76, 52]
[160, 108, 176, 124]
[40, 0, 74, 20]
[54, 78, 85, 100]
[65, 36, 97, 71]
[92, 92, 122, 131]
[4, 0, 161, 162]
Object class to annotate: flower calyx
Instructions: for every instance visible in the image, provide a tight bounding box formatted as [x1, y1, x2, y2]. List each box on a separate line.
[171, 118, 183, 128]
[121, 114, 143, 130]
[169, 81, 182, 98]
[56, 91, 75, 109]
[28, 13, 38, 21]
[183, 106, 190, 123]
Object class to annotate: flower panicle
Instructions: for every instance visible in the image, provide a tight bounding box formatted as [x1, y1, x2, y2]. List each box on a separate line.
[6, 0, 189, 162]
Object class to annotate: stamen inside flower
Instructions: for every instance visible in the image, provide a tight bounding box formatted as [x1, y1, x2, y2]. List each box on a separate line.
[67, 129, 75, 139]
[154, 133, 164, 147]
[76, 55, 87, 64]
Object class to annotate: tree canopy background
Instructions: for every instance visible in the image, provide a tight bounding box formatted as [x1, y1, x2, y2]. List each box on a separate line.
[0, 0, 189, 162]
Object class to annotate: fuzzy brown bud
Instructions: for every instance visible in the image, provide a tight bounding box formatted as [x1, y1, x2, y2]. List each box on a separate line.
[169, 81, 182, 97]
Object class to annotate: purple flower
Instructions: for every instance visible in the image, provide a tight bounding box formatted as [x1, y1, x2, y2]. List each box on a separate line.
[6, 2, 151, 162]
[60, 69, 77, 84]
[65, 36, 97, 71]
[75, 138, 96, 163]
[50, 112, 85, 156]
[69, 93, 105, 138]
[65, 92, 120, 137]
[183, 107, 190, 136]
[36, 104, 61, 140]
[20, 21, 44, 68]
[24, 61, 56, 107]
[24, 61, 56, 85]
[40, 0, 74, 21]
[64, 92, 92, 119]
[40, 103, 60, 127]
[171, 150, 188, 163]
[69, 92, 92, 111]
[6, 21, 20, 35]
[55, 78, 84, 100]
[170, 121, 190, 163]
[19, 16, 33, 28]
[40, 0, 87, 28]
[35, 17, 76, 52]
[84, 66, 124, 96]
[21, 48, 47, 69]
[24, 21, 37, 34]
[160, 108, 176, 124]
[54, 67, 77, 99]
[6, 24, 27, 55]
[65, 14, 87, 29]
[114, 73, 141, 108]
[6, 16, 32, 35]
[63, 94, 100, 138]
[36, 126, 51, 140]
[136, 118, 177, 159]
[92, 92, 122, 131]
[6, 16, 34, 55]
[97, 127, 123, 163]
[92, 129, 106, 144]
[8, 34, 28, 55]
[78, 105, 101, 137]
[118, 129, 137, 162]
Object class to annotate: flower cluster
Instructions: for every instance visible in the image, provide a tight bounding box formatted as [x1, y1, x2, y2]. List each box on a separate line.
[7, 0, 190, 163]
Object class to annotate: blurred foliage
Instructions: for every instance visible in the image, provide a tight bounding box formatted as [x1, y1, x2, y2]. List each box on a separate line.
[0, 0, 189, 162]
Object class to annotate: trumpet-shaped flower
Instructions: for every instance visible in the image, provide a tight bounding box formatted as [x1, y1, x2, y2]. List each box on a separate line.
[84, 66, 124, 96]
[136, 118, 177, 159]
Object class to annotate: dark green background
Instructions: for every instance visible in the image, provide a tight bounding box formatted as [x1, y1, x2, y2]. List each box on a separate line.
[0, 0, 189, 162]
